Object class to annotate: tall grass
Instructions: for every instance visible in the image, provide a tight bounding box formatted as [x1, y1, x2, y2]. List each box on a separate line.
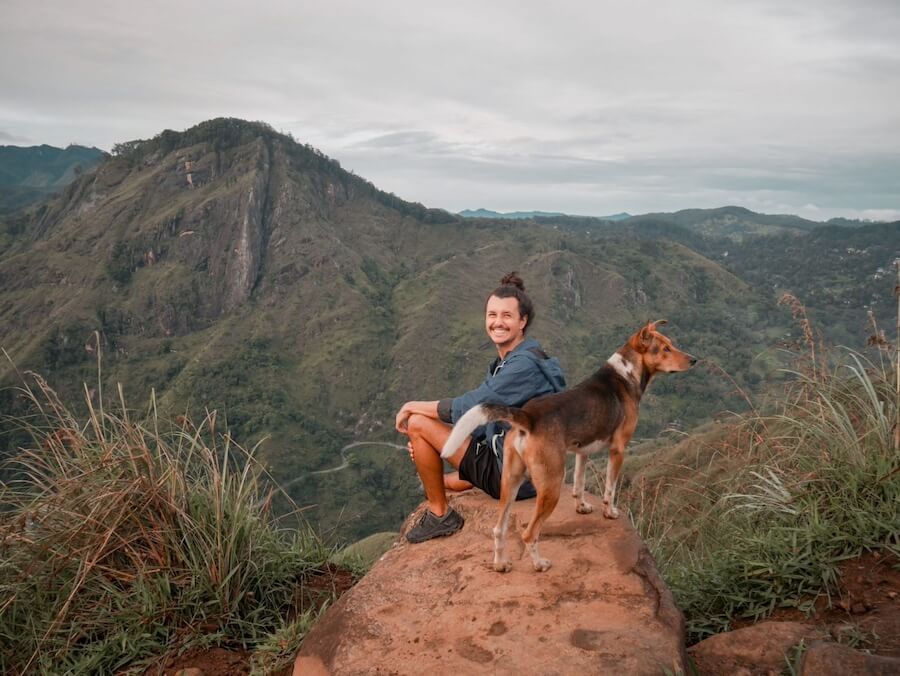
[0, 372, 335, 674]
[631, 336, 899, 642]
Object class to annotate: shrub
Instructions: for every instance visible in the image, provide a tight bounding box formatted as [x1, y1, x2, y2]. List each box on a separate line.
[0, 373, 337, 674]
[634, 345, 899, 642]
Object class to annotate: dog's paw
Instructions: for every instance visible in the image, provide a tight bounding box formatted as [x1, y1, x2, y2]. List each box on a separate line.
[576, 501, 594, 514]
[532, 558, 552, 572]
[603, 505, 620, 519]
[493, 560, 513, 573]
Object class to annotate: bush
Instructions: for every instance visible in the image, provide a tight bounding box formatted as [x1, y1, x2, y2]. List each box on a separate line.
[0, 373, 338, 673]
[631, 342, 899, 642]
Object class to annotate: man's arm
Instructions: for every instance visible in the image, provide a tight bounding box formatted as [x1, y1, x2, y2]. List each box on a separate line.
[447, 356, 541, 422]
[395, 400, 440, 433]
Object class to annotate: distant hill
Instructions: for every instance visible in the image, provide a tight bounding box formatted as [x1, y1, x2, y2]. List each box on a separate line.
[463, 205, 857, 243]
[459, 208, 631, 221]
[623, 206, 820, 239]
[0, 144, 106, 214]
[1, 118, 895, 543]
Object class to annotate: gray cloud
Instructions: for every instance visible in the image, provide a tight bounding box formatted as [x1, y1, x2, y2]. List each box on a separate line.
[0, 130, 31, 143]
[1, 0, 898, 220]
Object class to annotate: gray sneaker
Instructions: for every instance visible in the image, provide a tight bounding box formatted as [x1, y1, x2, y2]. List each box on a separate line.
[405, 507, 465, 543]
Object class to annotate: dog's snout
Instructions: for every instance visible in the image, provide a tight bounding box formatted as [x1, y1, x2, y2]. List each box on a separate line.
[689, 357, 698, 366]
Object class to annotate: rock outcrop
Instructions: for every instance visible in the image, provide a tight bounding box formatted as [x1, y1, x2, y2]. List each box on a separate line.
[799, 641, 900, 675]
[687, 621, 827, 675]
[295, 488, 686, 675]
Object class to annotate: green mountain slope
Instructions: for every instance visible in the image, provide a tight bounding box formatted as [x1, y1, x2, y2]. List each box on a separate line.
[714, 223, 899, 345]
[1, 118, 890, 542]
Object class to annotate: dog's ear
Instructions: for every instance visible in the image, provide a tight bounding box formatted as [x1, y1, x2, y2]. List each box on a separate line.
[639, 325, 653, 347]
[650, 319, 667, 330]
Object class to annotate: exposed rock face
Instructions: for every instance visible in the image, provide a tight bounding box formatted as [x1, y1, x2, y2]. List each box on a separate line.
[295, 489, 686, 675]
[799, 641, 900, 675]
[687, 621, 826, 675]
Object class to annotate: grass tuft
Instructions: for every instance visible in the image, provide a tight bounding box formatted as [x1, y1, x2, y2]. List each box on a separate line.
[0, 372, 340, 674]
[630, 343, 899, 643]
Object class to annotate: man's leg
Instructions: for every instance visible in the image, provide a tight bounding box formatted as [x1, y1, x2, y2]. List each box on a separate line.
[406, 414, 470, 517]
[444, 472, 474, 492]
[406, 441, 473, 492]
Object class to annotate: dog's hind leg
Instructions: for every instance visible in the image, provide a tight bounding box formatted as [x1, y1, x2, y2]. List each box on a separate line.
[493, 445, 526, 573]
[572, 453, 593, 514]
[603, 441, 625, 519]
[521, 452, 563, 572]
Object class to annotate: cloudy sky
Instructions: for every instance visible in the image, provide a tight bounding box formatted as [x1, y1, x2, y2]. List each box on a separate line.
[2, 0, 899, 220]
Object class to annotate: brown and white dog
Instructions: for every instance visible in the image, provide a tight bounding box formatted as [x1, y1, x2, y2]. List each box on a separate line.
[441, 320, 696, 572]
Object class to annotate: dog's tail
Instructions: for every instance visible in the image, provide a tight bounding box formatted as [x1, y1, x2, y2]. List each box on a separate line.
[440, 403, 533, 459]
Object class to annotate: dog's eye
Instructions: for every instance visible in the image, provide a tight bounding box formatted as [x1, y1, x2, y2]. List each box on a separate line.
[663, 346, 670, 353]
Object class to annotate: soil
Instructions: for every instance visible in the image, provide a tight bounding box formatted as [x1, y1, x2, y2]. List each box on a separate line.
[729, 550, 900, 657]
[143, 563, 358, 676]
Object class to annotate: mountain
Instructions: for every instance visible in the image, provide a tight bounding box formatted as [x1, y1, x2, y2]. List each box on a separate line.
[713, 222, 899, 345]
[459, 208, 631, 221]
[1, 118, 892, 542]
[459, 208, 567, 219]
[0, 144, 106, 214]
[623, 205, 820, 239]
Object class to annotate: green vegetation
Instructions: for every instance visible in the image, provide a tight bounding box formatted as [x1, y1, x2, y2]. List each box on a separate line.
[331, 531, 398, 571]
[625, 332, 899, 642]
[0, 373, 348, 674]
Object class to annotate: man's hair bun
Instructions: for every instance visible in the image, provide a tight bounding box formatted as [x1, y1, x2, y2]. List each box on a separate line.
[500, 272, 525, 290]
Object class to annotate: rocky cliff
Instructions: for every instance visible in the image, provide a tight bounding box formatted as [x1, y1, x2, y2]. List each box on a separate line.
[294, 488, 687, 675]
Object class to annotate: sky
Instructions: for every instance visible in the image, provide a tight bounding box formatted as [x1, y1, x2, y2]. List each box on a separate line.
[2, 0, 899, 221]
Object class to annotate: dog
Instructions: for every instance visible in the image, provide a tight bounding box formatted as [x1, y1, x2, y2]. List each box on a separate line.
[441, 320, 696, 572]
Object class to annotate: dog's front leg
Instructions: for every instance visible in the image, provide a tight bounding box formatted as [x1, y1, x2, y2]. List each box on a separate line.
[603, 443, 625, 519]
[572, 453, 593, 514]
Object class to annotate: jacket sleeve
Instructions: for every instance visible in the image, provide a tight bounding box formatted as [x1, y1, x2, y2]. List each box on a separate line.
[449, 355, 542, 423]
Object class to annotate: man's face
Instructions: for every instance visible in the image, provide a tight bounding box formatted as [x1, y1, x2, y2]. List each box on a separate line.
[485, 295, 527, 350]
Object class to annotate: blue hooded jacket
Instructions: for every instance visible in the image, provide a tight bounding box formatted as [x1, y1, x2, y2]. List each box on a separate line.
[437, 337, 567, 497]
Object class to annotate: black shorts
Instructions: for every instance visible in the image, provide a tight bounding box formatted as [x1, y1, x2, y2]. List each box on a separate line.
[457, 437, 535, 500]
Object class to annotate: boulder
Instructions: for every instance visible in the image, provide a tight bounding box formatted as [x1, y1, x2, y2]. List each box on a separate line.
[799, 641, 900, 675]
[295, 488, 686, 675]
[688, 621, 826, 675]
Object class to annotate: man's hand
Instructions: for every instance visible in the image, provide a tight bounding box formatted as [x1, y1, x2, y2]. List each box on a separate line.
[395, 400, 440, 434]
[395, 404, 412, 433]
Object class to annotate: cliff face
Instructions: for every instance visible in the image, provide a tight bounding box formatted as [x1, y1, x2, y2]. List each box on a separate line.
[295, 489, 687, 675]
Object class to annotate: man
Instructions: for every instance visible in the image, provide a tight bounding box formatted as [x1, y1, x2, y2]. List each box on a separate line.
[395, 273, 567, 543]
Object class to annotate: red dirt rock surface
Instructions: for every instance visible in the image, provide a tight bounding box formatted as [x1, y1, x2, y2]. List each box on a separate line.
[690, 551, 900, 675]
[729, 551, 900, 657]
[294, 488, 687, 675]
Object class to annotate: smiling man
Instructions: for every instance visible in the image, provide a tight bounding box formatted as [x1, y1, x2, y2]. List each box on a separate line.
[395, 273, 567, 543]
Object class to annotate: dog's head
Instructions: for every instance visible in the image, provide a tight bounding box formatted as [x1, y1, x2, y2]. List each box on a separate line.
[629, 320, 697, 374]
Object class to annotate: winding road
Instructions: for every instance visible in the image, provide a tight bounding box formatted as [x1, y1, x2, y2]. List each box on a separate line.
[283, 440, 407, 489]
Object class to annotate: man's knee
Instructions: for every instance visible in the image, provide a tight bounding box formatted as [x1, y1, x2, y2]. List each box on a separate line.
[406, 413, 430, 437]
